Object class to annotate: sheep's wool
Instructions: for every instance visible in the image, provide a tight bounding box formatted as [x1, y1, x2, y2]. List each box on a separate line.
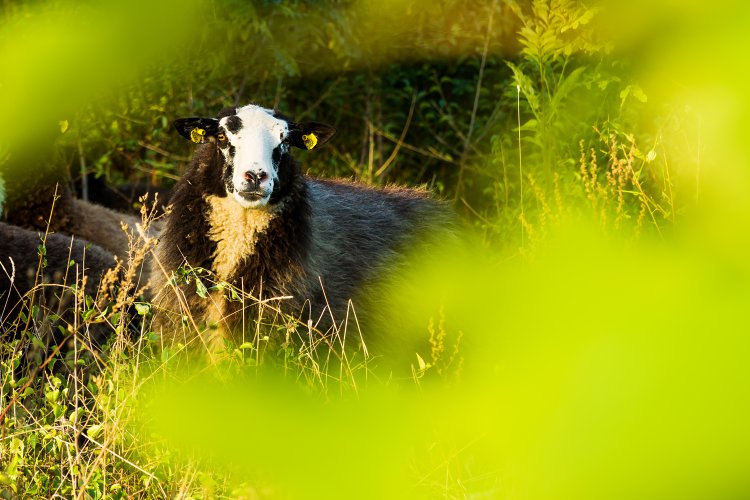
[0, 173, 5, 215]
[205, 194, 274, 281]
[153, 103, 454, 353]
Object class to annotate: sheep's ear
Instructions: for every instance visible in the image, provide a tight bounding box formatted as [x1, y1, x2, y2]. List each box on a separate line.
[289, 122, 336, 150]
[174, 118, 220, 144]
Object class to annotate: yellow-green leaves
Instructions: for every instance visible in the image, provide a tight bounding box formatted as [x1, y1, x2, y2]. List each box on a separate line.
[0, 0, 205, 153]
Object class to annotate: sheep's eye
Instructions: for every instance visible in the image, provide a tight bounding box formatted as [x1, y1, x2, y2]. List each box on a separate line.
[217, 132, 227, 142]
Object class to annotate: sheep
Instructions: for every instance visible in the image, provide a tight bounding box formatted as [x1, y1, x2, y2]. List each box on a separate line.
[76, 172, 172, 216]
[3, 178, 159, 261]
[148, 103, 455, 354]
[0, 221, 116, 318]
[0, 221, 119, 373]
[1, 170, 155, 368]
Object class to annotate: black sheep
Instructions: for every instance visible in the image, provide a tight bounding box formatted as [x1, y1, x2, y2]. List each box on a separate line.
[149, 104, 455, 353]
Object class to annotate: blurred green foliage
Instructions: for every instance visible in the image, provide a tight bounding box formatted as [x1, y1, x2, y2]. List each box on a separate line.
[48, 0, 523, 196]
[4, 0, 750, 498]
[0, 0, 678, 244]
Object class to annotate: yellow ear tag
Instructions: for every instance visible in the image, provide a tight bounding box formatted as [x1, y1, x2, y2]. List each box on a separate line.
[302, 133, 318, 150]
[190, 127, 206, 143]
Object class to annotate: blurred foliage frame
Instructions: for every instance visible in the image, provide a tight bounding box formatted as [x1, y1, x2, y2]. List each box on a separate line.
[4, 0, 750, 498]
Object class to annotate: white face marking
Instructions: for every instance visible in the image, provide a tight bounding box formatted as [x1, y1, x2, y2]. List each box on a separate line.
[218, 104, 290, 209]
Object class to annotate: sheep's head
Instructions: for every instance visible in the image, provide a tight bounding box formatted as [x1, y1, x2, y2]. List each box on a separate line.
[174, 104, 335, 209]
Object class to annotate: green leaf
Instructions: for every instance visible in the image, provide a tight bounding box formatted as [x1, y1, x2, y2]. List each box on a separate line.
[134, 303, 151, 316]
[195, 278, 208, 299]
[620, 84, 648, 108]
[45, 389, 60, 404]
[518, 119, 539, 132]
[86, 424, 103, 440]
[416, 353, 429, 371]
[550, 66, 587, 109]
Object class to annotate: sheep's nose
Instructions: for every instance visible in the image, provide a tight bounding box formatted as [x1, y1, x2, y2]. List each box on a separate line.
[244, 171, 268, 187]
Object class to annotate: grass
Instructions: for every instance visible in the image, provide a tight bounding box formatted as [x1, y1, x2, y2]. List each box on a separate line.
[3, 1, 750, 496]
[0, 55, 721, 497]
[0, 197, 388, 497]
[2, 129, 750, 498]
[0, 132, 684, 498]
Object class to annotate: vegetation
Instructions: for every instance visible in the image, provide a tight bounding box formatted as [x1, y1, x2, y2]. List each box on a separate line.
[2, 0, 750, 498]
